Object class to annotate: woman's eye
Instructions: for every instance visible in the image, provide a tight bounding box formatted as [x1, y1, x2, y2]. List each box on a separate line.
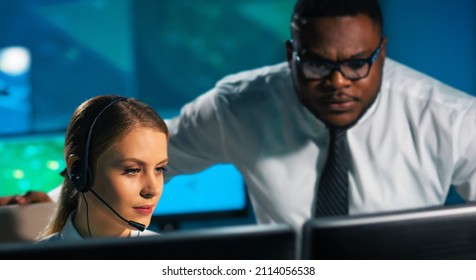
[124, 168, 141, 175]
[155, 167, 167, 174]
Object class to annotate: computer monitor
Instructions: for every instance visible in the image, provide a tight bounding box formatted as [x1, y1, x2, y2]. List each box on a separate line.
[0, 224, 296, 260]
[0, 132, 65, 197]
[153, 163, 248, 223]
[301, 203, 476, 260]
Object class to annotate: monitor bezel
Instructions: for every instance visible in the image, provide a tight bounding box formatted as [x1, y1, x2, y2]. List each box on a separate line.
[302, 203, 476, 260]
[0, 223, 296, 260]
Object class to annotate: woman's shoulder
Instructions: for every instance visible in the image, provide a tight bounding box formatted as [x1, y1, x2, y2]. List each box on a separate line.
[35, 232, 63, 243]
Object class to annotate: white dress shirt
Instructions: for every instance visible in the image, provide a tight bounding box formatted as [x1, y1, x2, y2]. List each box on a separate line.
[165, 58, 476, 233]
[37, 211, 158, 242]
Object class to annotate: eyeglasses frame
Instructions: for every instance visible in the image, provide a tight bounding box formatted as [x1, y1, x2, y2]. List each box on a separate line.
[292, 38, 384, 81]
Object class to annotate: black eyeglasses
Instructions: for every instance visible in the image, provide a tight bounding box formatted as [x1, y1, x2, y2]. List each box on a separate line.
[293, 39, 383, 81]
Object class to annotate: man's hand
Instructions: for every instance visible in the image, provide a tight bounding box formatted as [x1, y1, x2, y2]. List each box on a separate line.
[0, 191, 52, 206]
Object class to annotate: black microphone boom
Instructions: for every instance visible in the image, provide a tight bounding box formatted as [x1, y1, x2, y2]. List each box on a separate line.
[89, 189, 146, 232]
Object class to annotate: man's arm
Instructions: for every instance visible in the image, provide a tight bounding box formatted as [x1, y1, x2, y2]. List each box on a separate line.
[165, 87, 229, 180]
[451, 101, 476, 199]
[0, 190, 52, 206]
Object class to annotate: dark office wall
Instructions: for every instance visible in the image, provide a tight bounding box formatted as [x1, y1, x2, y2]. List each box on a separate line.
[381, 0, 475, 96]
[132, 0, 294, 113]
[0, 0, 136, 134]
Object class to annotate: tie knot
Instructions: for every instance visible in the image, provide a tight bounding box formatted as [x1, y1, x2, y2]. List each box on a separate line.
[330, 128, 347, 142]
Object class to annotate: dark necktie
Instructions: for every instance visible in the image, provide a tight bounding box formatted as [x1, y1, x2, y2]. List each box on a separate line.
[314, 128, 349, 217]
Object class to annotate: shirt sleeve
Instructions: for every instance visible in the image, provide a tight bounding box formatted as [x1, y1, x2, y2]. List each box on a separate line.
[165, 86, 229, 180]
[451, 101, 476, 200]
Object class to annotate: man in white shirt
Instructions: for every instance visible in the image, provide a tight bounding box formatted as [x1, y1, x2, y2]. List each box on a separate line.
[2, 0, 476, 234]
[164, 0, 476, 232]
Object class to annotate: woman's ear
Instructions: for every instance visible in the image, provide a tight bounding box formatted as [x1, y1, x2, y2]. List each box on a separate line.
[66, 154, 80, 174]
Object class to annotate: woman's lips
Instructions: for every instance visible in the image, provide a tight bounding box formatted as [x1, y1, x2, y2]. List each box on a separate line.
[133, 205, 154, 215]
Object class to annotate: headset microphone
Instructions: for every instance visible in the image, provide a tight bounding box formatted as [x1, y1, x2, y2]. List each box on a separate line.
[90, 189, 146, 232]
[69, 97, 146, 232]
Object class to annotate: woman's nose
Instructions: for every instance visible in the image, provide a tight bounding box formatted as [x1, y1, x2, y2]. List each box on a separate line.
[140, 172, 163, 198]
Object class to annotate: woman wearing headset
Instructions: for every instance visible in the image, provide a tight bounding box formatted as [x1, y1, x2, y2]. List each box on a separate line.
[38, 95, 168, 241]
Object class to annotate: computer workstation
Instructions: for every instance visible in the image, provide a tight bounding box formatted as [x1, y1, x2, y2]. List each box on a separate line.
[3, 203, 476, 260]
[2, 134, 476, 261]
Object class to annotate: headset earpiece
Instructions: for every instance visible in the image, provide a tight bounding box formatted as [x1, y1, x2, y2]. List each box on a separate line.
[69, 160, 92, 193]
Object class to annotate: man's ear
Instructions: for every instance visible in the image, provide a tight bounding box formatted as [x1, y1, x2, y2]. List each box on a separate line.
[285, 39, 294, 68]
[381, 36, 388, 58]
[379, 36, 388, 69]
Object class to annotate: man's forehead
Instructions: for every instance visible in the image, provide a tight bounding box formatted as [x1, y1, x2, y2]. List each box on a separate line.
[293, 16, 381, 48]
[293, 15, 380, 39]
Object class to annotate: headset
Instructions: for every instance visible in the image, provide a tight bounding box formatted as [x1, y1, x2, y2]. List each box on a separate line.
[69, 97, 127, 193]
[68, 96, 146, 232]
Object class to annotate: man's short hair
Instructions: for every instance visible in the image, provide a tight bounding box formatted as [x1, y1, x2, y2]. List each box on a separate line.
[291, 0, 383, 38]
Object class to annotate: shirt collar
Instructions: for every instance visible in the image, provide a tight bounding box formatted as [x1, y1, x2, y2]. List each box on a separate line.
[58, 211, 83, 241]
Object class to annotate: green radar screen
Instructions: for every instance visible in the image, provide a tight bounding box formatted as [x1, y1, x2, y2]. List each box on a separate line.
[0, 133, 65, 196]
